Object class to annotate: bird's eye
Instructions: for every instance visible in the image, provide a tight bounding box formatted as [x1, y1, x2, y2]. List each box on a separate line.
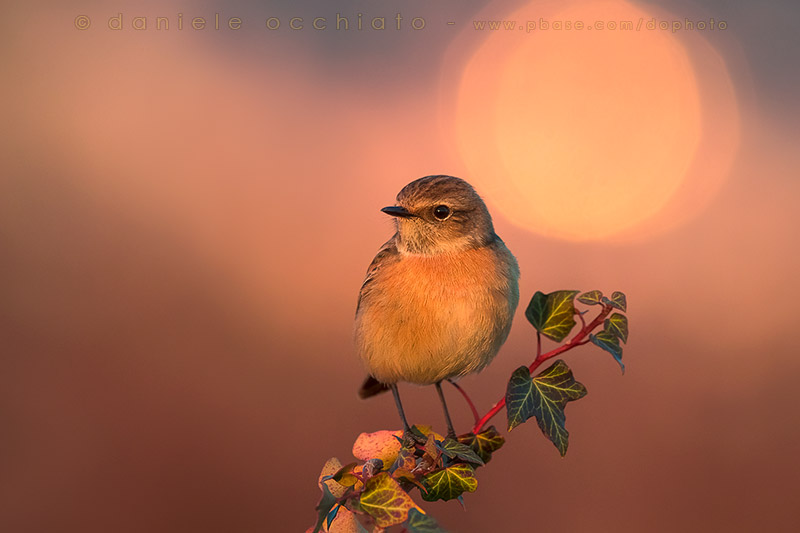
[433, 205, 451, 220]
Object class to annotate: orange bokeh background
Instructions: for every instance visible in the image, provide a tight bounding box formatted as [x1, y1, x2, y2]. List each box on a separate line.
[1, 1, 798, 531]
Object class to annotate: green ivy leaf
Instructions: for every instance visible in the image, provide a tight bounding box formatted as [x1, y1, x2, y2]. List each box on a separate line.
[605, 313, 628, 344]
[405, 508, 447, 532]
[506, 366, 537, 432]
[458, 426, 505, 464]
[421, 464, 478, 502]
[577, 290, 603, 306]
[590, 331, 624, 373]
[602, 291, 627, 312]
[525, 290, 580, 342]
[360, 472, 421, 528]
[437, 438, 485, 466]
[311, 483, 337, 533]
[505, 361, 588, 456]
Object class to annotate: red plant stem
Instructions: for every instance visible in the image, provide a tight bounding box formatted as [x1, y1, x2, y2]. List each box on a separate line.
[577, 310, 587, 329]
[471, 304, 613, 434]
[536, 331, 542, 358]
[448, 379, 480, 425]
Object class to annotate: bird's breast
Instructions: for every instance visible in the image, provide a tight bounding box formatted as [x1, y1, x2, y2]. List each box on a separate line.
[354, 245, 519, 385]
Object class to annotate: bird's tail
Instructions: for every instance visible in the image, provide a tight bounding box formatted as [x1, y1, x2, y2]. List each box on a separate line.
[358, 375, 390, 399]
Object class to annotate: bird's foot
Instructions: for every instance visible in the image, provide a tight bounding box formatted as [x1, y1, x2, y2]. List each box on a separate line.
[401, 426, 427, 447]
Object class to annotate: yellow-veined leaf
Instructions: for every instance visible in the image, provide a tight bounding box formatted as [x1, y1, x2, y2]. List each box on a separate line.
[605, 313, 628, 344]
[360, 472, 422, 527]
[577, 290, 603, 306]
[421, 464, 478, 502]
[505, 361, 587, 456]
[525, 290, 580, 342]
[458, 426, 505, 463]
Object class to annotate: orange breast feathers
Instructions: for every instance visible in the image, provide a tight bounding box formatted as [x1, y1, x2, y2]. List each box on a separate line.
[354, 243, 519, 385]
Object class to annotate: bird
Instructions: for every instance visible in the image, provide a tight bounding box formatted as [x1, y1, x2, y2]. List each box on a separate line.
[354, 175, 520, 439]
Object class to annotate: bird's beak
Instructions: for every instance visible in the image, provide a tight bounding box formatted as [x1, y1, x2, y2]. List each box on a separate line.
[381, 206, 415, 218]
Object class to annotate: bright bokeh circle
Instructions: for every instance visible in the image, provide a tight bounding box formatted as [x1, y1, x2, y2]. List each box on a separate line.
[452, 0, 739, 241]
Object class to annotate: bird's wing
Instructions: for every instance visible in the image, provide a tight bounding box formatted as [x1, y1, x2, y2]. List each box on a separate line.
[356, 237, 400, 313]
[358, 375, 390, 399]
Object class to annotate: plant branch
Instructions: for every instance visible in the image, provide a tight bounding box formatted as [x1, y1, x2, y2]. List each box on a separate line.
[447, 379, 480, 425]
[471, 304, 612, 434]
[536, 331, 541, 358]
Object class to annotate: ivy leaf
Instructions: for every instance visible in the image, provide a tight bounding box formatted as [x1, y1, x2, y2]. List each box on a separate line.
[604, 313, 628, 344]
[437, 438, 485, 466]
[390, 445, 417, 473]
[590, 331, 625, 373]
[506, 366, 535, 431]
[601, 291, 627, 312]
[352, 430, 402, 467]
[421, 464, 478, 502]
[413, 425, 446, 442]
[323, 462, 358, 488]
[311, 483, 337, 533]
[326, 503, 340, 530]
[458, 426, 505, 464]
[405, 508, 447, 533]
[505, 361, 588, 456]
[317, 457, 349, 499]
[422, 434, 441, 466]
[392, 468, 428, 494]
[360, 472, 421, 528]
[577, 290, 603, 306]
[525, 290, 580, 342]
[311, 506, 367, 533]
[531, 361, 588, 455]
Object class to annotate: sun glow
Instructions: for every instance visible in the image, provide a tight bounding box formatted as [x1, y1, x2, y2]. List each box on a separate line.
[451, 0, 739, 241]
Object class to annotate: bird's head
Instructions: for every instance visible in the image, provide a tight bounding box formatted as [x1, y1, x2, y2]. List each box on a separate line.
[382, 175, 496, 255]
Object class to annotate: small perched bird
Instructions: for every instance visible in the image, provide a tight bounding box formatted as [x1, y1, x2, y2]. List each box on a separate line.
[354, 175, 520, 438]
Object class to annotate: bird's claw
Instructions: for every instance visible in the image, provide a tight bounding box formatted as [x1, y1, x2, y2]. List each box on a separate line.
[402, 427, 427, 447]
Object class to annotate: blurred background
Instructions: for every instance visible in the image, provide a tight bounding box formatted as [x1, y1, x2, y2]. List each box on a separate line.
[1, 0, 798, 531]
